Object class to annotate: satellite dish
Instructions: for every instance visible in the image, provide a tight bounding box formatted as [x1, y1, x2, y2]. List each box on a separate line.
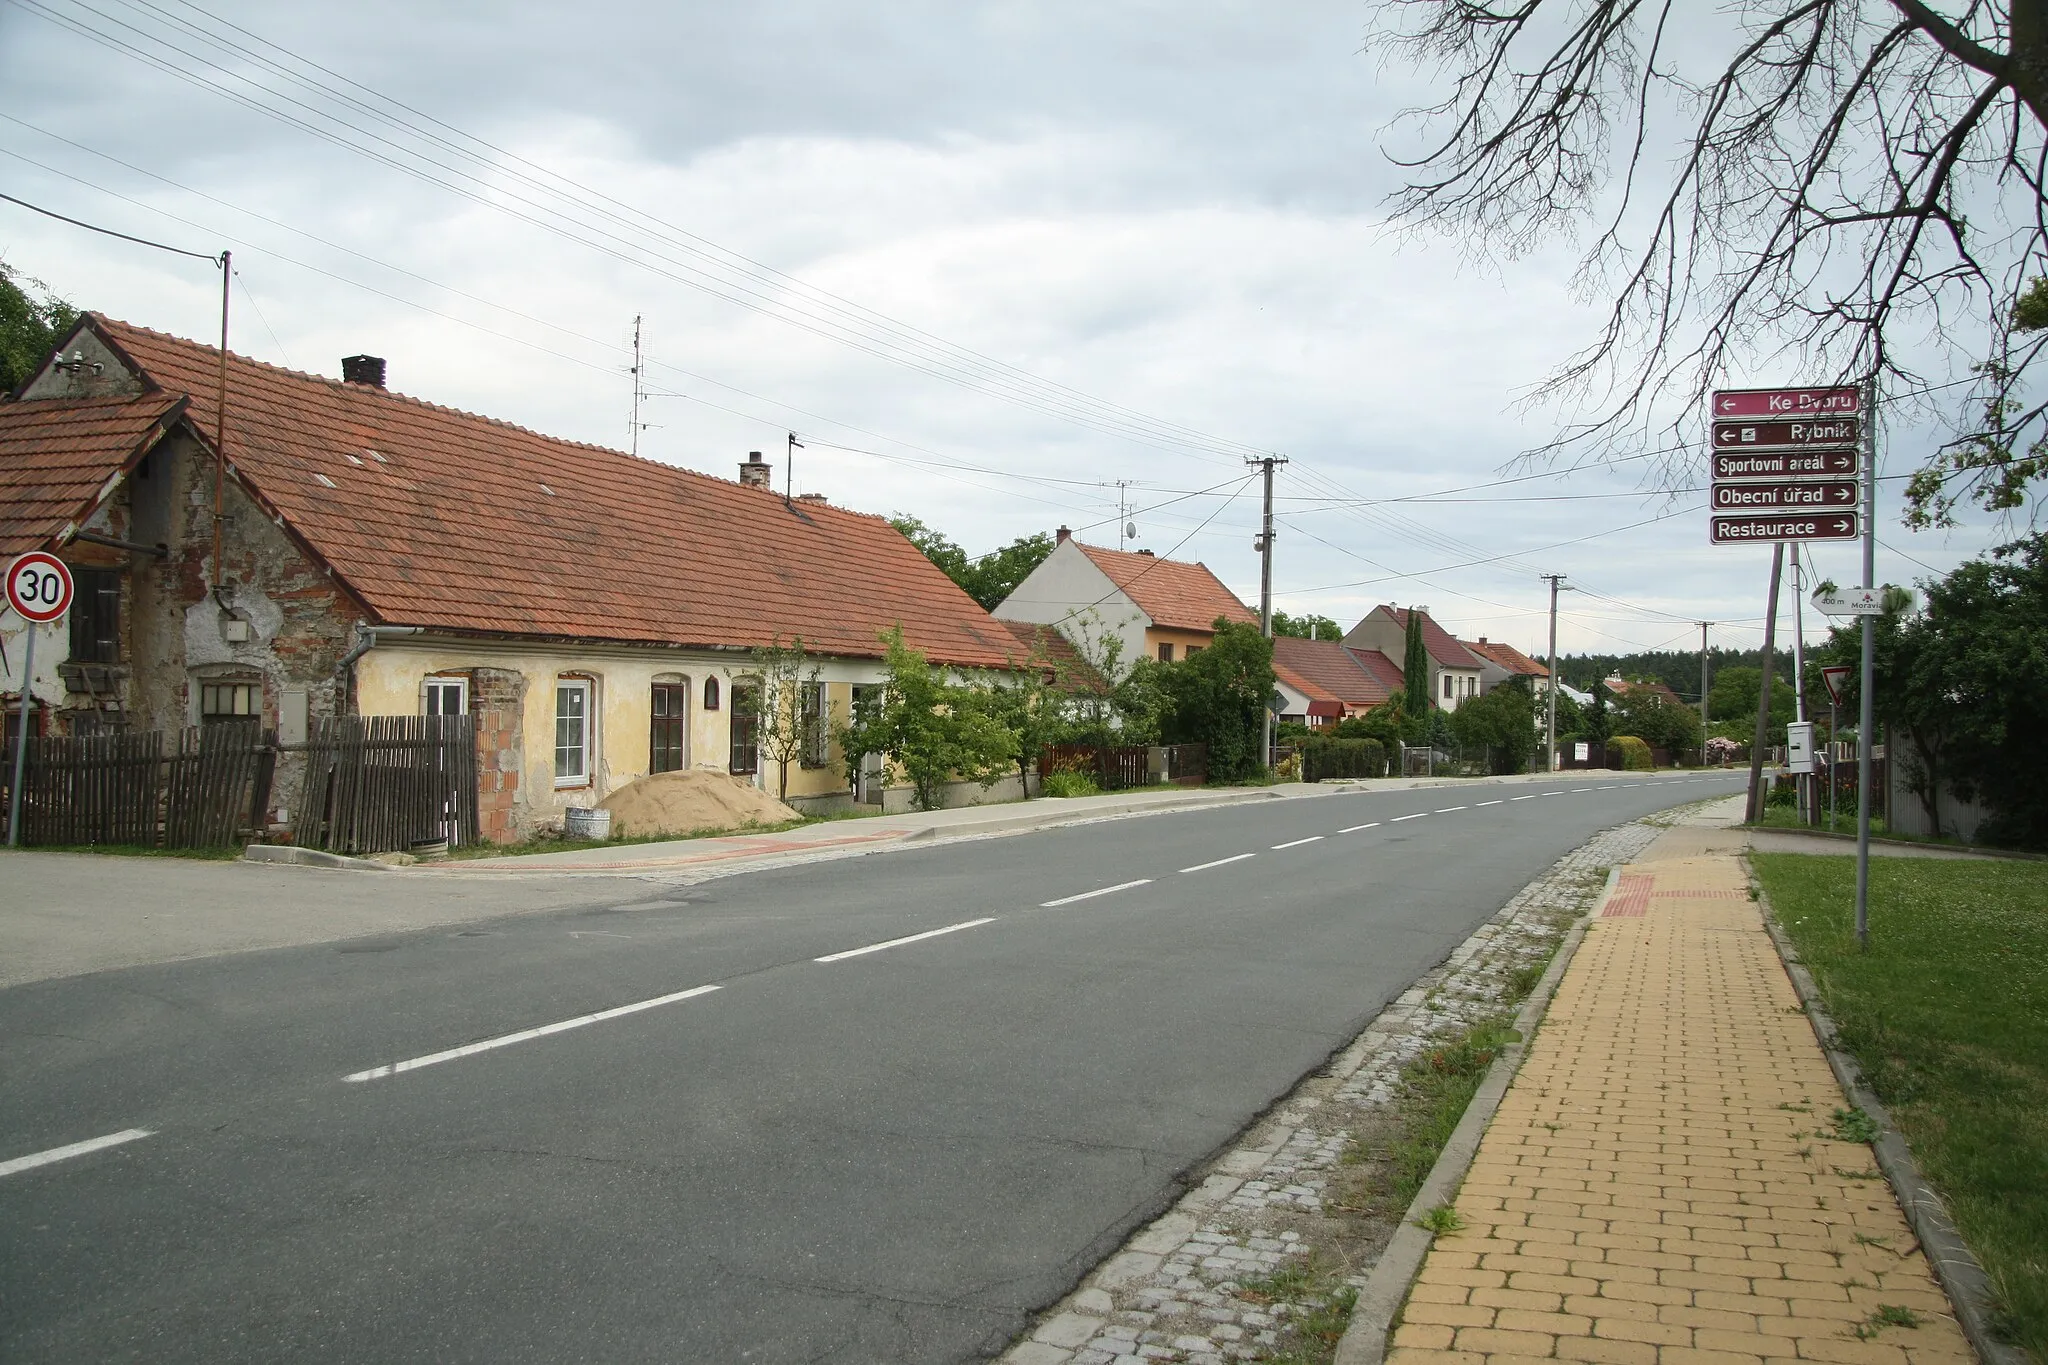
[1126, 522, 1137, 541]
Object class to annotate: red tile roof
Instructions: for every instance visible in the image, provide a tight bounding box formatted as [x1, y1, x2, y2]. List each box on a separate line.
[1072, 541, 1256, 633]
[990, 620, 1107, 693]
[1604, 675, 1684, 705]
[0, 392, 186, 556]
[1384, 606, 1482, 670]
[1271, 636, 1402, 709]
[21, 317, 1017, 667]
[1463, 638, 1550, 679]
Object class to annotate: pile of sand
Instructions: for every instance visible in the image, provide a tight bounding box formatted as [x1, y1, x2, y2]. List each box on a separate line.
[598, 769, 800, 837]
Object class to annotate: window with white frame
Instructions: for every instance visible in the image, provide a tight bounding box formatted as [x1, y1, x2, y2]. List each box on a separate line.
[1442, 674, 1454, 700]
[555, 678, 592, 786]
[423, 676, 468, 716]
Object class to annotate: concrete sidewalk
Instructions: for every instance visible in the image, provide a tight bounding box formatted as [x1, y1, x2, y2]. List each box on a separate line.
[1383, 799, 1973, 1365]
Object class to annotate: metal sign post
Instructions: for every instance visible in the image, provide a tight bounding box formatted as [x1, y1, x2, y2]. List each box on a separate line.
[5, 552, 75, 847]
[1855, 382, 1877, 950]
[1820, 665, 1852, 834]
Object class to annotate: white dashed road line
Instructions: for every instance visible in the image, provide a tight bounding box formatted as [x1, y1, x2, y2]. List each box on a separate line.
[0, 1129, 154, 1179]
[1338, 822, 1380, 833]
[1475, 800, 1503, 807]
[1181, 853, 1256, 873]
[1510, 794, 1537, 801]
[345, 984, 723, 1081]
[1272, 836, 1324, 850]
[1389, 813, 1427, 823]
[1040, 880, 1153, 908]
[1434, 806, 1467, 814]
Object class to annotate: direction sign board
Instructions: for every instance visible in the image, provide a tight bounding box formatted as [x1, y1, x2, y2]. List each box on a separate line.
[1712, 480, 1857, 511]
[4, 551, 73, 623]
[1711, 417, 1860, 451]
[1820, 664, 1852, 706]
[1711, 386, 1861, 419]
[1713, 448, 1858, 481]
[1812, 585, 1888, 615]
[1709, 513, 1859, 544]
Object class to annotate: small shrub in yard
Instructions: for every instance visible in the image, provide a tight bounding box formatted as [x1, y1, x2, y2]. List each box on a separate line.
[1040, 769, 1101, 799]
[1608, 735, 1653, 771]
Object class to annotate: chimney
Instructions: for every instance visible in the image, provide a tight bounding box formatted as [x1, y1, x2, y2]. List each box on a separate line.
[341, 355, 386, 388]
[1478, 636, 1489, 644]
[796, 492, 828, 504]
[739, 451, 771, 488]
[1055, 525, 1071, 544]
[1136, 549, 1154, 557]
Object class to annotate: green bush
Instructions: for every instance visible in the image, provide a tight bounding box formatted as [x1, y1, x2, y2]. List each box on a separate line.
[1300, 736, 1386, 780]
[1609, 735, 1653, 771]
[1041, 769, 1101, 798]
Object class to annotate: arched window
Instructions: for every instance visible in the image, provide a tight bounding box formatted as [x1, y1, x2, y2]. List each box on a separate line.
[703, 677, 721, 711]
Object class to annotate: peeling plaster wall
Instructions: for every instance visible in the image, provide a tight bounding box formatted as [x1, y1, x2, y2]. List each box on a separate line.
[119, 432, 356, 735]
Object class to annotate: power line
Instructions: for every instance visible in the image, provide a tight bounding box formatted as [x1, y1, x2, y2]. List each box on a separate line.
[0, 187, 216, 261]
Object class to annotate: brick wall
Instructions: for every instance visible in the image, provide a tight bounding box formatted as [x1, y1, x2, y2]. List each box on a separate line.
[471, 666, 527, 843]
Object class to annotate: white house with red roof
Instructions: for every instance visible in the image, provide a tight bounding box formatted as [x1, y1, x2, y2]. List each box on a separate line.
[990, 528, 1257, 674]
[1, 315, 1032, 837]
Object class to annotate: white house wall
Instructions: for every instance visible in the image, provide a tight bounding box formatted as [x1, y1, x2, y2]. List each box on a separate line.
[992, 540, 1149, 676]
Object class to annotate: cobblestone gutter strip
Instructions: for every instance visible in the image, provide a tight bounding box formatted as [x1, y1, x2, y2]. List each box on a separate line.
[997, 816, 1673, 1365]
[1752, 873, 2029, 1365]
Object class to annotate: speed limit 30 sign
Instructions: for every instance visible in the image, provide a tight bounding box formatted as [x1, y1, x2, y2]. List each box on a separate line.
[5, 551, 75, 623]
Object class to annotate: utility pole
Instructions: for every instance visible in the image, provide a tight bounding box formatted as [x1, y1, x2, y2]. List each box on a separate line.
[786, 431, 803, 506]
[1746, 543, 1785, 824]
[1110, 479, 1135, 548]
[1697, 621, 1713, 763]
[629, 315, 644, 457]
[1542, 574, 1568, 771]
[1249, 455, 1286, 770]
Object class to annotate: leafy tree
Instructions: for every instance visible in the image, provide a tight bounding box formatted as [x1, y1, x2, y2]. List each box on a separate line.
[1613, 689, 1703, 755]
[1402, 610, 1430, 718]
[986, 633, 1085, 796]
[834, 628, 1015, 811]
[1823, 536, 2048, 847]
[1373, 4, 2048, 521]
[1582, 682, 1612, 747]
[1451, 677, 1536, 774]
[888, 515, 1053, 611]
[1706, 667, 1796, 737]
[1272, 611, 1342, 642]
[1156, 618, 1275, 783]
[750, 635, 823, 802]
[1, 264, 77, 393]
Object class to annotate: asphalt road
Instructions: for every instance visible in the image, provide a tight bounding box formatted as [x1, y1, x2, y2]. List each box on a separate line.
[0, 773, 1745, 1363]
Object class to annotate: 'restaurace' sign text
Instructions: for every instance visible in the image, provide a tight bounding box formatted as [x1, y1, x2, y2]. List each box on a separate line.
[1710, 514, 1859, 544]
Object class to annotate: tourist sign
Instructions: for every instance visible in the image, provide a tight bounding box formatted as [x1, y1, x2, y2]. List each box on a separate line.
[1712, 448, 1858, 480]
[1711, 480, 1858, 511]
[1710, 386, 1861, 419]
[1709, 513, 1858, 544]
[1711, 416, 1860, 451]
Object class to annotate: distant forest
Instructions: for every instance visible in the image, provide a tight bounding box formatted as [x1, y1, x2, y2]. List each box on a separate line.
[1551, 647, 1795, 706]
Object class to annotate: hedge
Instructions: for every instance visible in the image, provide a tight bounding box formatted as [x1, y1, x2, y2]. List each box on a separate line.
[1609, 735, 1654, 771]
[1300, 736, 1386, 781]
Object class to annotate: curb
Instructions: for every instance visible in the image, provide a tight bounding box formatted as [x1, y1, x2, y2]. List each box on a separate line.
[1751, 870, 2026, 1365]
[1331, 866, 1621, 1365]
[242, 844, 395, 873]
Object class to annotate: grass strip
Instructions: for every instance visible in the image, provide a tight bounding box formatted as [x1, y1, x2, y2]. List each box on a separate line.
[1753, 853, 2048, 1363]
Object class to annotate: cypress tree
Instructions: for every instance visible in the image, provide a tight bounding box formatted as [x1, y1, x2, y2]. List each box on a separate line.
[1403, 608, 1431, 717]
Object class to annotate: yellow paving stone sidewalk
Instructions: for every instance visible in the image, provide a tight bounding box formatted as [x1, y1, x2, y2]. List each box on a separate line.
[1387, 829, 1975, 1365]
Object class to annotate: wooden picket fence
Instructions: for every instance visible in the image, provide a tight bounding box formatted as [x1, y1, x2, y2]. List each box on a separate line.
[1040, 742, 1153, 791]
[1, 723, 271, 848]
[295, 714, 478, 854]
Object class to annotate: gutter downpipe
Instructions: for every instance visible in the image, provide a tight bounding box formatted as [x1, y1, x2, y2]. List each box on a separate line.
[334, 623, 423, 715]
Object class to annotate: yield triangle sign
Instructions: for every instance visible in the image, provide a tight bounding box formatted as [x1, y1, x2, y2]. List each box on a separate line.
[1820, 665, 1852, 707]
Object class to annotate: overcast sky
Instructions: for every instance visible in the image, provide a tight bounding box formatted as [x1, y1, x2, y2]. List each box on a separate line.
[0, 0, 2013, 672]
